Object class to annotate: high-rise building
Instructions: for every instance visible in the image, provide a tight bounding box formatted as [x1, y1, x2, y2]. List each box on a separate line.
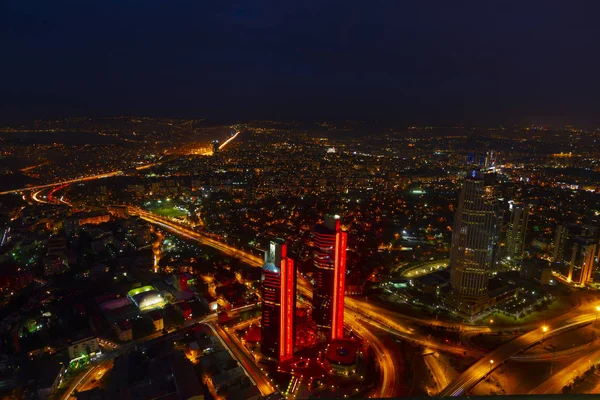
[312, 214, 347, 341]
[449, 170, 500, 315]
[552, 223, 570, 263]
[505, 201, 530, 263]
[567, 237, 599, 285]
[212, 140, 219, 155]
[261, 239, 296, 361]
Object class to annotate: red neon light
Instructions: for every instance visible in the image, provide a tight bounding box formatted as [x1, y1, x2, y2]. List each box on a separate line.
[280, 258, 286, 359]
[279, 256, 295, 361]
[335, 232, 347, 339]
[331, 231, 347, 340]
[285, 258, 294, 358]
[332, 232, 340, 339]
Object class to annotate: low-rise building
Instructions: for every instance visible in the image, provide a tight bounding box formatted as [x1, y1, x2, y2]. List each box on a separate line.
[68, 337, 100, 361]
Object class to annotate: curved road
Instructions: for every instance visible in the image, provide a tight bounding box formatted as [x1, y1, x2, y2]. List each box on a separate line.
[134, 208, 398, 397]
[529, 347, 600, 394]
[439, 313, 598, 396]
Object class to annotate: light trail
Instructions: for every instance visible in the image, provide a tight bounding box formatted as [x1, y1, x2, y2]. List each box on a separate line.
[511, 340, 600, 363]
[0, 162, 161, 195]
[529, 347, 600, 394]
[208, 322, 277, 396]
[61, 362, 108, 400]
[31, 188, 51, 204]
[20, 161, 50, 172]
[133, 208, 398, 397]
[439, 312, 600, 396]
[218, 130, 240, 150]
[125, 207, 600, 398]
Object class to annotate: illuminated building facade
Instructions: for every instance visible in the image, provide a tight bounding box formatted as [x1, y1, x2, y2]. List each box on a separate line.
[450, 170, 500, 315]
[567, 237, 599, 285]
[312, 214, 347, 341]
[261, 239, 296, 361]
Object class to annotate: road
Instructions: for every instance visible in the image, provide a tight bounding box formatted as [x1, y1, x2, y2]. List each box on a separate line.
[208, 322, 277, 397]
[0, 162, 161, 196]
[60, 360, 112, 400]
[529, 347, 600, 394]
[218, 130, 241, 150]
[423, 354, 449, 394]
[439, 313, 598, 396]
[134, 209, 398, 397]
[131, 207, 263, 267]
[60, 306, 260, 399]
[511, 340, 600, 363]
[126, 208, 600, 397]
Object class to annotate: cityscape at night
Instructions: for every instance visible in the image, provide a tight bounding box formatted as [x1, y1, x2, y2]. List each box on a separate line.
[2, 1, 600, 400]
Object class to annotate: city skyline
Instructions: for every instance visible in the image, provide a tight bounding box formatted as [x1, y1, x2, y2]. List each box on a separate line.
[2, 1, 600, 398]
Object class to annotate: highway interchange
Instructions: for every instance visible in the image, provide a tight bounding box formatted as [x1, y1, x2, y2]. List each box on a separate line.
[15, 142, 600, 397]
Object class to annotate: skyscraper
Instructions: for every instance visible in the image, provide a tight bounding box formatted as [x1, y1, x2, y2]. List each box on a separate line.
[312, 214, 347, 341]
[505, 201, 530, 263]
[449, 170, 500, 315]
[261, 239, 296, 361]
[552, 223, 570, 263]
[567, 237, 599, 285]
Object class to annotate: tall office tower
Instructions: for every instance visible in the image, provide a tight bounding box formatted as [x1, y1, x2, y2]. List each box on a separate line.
[312, 214, 347, 341]
[552, 224, 570, 263]
[485, 150, 497, 169]
[505, 201, 530, 262]
[450, 170, 500, 315]
[261, 239, 296, 361]
[212, 140, 219, 155]
[567, 238, 599, 285]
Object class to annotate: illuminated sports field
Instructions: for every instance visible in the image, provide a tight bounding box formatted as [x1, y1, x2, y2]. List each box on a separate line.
[128, 285, 167, 311]
[149, 205, 188, 218]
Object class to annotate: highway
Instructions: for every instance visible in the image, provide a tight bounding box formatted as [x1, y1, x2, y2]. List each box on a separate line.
[423, 354, 449, 394]
[0, 162, 161, 196]
[208, 322, 277, 397]
[123, 208, 600, 397]
[529, 347, 600, 394]
[133, 208, 399, 397]
[218, 130, 241, 150]
[60, 306, 260, 399]
[60, 360, 112, 400]
[132, 208, 263, 267]
[511, 340, 600, 363]
[439, 313, 598, 396]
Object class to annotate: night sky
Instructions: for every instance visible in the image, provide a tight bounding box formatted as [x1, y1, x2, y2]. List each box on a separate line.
[2, 1, 600, 125]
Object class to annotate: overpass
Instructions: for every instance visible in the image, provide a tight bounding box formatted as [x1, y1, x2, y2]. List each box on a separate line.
[439, 314, 597, 396]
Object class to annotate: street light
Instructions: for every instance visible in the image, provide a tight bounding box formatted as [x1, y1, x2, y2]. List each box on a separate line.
[542, 325, 549, 341]
[595, 306, 600, 325]
[489, 359, 494, 373]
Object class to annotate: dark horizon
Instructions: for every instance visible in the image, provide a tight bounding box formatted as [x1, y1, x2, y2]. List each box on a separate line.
[2, 1, 600, 126]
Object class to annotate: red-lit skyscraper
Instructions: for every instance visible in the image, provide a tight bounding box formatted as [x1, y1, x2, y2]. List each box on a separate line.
[312, 214, 347, 341]
[261, 239, 296, 361]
